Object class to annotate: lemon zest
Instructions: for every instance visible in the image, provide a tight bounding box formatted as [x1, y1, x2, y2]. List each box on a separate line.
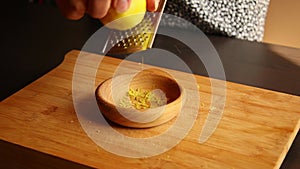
[119, 88, 167, 110]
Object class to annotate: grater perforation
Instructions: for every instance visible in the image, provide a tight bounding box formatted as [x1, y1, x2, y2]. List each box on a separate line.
[102, 0, 167, 56]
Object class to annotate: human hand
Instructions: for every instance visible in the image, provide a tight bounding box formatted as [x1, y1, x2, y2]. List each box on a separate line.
[56, 0, 160, 20]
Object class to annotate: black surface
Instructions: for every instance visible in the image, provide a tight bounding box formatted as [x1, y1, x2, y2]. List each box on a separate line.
[0, 2, 299, 169]
[0, 140, 92, 169]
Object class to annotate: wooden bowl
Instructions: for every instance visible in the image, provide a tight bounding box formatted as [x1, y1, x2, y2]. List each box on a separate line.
[95, 68, 183, 128]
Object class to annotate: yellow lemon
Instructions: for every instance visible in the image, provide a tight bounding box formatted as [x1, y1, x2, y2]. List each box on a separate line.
[100, 0, 146, 30]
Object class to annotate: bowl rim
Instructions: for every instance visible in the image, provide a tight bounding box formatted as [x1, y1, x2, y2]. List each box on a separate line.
[95, 73, 184, 111]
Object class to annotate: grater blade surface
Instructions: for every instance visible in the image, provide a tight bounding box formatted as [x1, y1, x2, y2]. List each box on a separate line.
[102, 0, 167, 56]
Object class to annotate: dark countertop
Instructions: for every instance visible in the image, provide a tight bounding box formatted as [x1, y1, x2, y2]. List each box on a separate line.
[0, 2, 299, 169]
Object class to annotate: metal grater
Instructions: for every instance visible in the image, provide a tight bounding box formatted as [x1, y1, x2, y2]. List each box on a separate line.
[101, 0, 167, 56]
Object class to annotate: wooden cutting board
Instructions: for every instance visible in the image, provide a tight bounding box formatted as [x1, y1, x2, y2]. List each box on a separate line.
[0, 50, 299, 169]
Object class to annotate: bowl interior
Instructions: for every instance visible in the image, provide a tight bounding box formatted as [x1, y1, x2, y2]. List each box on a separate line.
[98, 68, 181, 108]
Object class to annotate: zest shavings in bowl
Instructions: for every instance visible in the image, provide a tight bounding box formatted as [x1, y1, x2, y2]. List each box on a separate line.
[119, 88, 168, 110]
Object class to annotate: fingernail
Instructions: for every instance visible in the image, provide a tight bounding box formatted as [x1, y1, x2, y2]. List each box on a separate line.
[154, 0, 159, 11]
[114, 0, 129, 13]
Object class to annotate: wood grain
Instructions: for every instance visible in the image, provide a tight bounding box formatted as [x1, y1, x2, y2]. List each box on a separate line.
[0, 50, 299, 169]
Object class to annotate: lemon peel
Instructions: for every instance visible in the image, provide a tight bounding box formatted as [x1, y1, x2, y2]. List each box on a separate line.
[100, 0, 146, 30]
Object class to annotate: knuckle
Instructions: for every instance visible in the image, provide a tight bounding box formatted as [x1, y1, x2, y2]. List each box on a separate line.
[68, 2, 86, 20]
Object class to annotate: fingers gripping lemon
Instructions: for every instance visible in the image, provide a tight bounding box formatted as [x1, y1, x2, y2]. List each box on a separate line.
[100, 0, 147, 30]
